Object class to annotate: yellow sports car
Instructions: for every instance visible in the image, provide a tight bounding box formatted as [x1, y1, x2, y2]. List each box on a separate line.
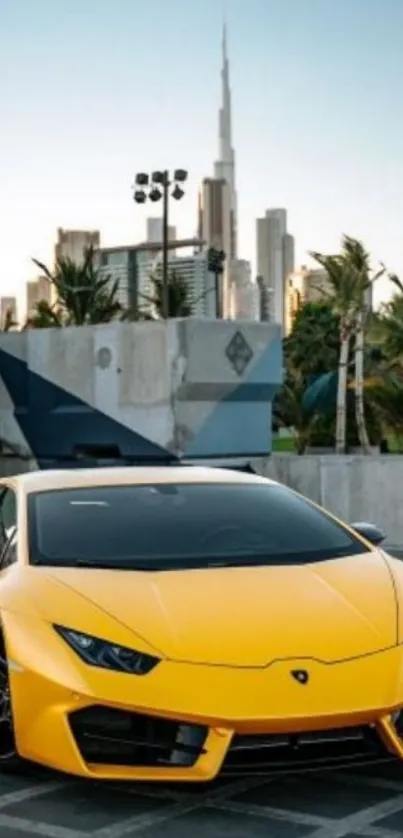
[0, 462, 401, 782]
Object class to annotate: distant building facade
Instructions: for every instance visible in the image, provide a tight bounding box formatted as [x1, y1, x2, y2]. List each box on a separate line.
[198, 177, 232, 316]
[285, 265, 373, 335]
[96, 237, 206, 318]
[256, 209, 294, 331]
[0, 296, 17, 329]
[146, 218, 176, 252]
[26, 276, 52, 317]
[230, 260, 259, 320]
[55, 228, 100, 266]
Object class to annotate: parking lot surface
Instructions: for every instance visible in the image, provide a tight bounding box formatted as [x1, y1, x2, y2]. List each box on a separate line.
[1, 759, 403, 838]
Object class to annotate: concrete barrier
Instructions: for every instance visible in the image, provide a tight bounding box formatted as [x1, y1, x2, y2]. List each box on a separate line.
[0, 319, 282, 466]
[259, 454, 403, 552]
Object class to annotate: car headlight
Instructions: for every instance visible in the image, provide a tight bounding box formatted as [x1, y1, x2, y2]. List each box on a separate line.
[54, 625, 160, 675]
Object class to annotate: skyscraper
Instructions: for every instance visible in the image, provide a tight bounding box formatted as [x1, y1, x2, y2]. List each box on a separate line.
[146, 218, 176, 249]
[256, 209, 295, 331]
[198, 25, 240, 318]
[26, 276, 52, 318]
[55, 228, 100, 267]
[214, 25, 237, 261]
[230, 260, 260, 321]
[0, 297, 17, 329]
[198, 178, 231, 256]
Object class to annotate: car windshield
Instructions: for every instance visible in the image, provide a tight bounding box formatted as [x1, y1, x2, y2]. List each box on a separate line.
[27, 481, 368, 570]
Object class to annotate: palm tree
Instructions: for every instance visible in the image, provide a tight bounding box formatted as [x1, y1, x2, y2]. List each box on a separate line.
[27, 246, 125, 328]
[310, 237, 383, 454]
[1, 309, 18, 332]
[274, 369, 321, 455]
[340, 237, 384, 453]
[367, 373, 403, 449]
[376, 274, 403, 365]
[140, 270, 194, 319]
[24, 299, 63, 330]
[309, 251, 356, 453]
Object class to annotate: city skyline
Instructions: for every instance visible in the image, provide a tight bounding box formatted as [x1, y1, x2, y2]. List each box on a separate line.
[2, 0, 403, 313]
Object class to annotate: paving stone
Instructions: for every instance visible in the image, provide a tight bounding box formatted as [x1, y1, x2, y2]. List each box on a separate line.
[3, 783, 169, 832]
[0, 829, 44, 838]
[344, 760, 403, 783]
[231, 775, 399, 818]
[133, 807, 313, 837]
[371, 805, 403, 831]
[1, 765, 403, 837]
[0, 772, 53, 797]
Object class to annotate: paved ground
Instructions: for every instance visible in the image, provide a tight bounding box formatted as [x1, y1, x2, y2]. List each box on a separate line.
[2, 759, 403, 837]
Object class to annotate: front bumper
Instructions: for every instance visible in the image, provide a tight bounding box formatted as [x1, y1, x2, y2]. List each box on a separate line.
[6, 614, 403, 781]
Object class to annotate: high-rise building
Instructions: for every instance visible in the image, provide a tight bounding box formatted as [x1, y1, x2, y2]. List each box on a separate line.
[26, 276, 52, 317]
[153, 252, 217, 318]
[256, 209, 295, 331]
[53, 228, 101, 309]
[198, 177, 232, 316]
[285, 265, 373, 335]
[55, 228, 100, 266]
[198, 26, 238, 318]
[146, 218, 176, 247]
[0, 296, 17, 329]
[198, 178, 231, 253]
[285, 267, 330, 335]
[257, 275, 271, 322]
[96, 236, 204, 317]
[229, 261, 259, 320]
[214, 25, 237, 262]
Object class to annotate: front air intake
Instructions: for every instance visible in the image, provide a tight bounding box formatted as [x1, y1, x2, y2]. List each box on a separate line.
[69, 706, 208, 768]
[222, 725, 389, 774]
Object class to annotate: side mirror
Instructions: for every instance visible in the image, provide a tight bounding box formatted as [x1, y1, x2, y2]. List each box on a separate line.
[350, 521, 386, 546]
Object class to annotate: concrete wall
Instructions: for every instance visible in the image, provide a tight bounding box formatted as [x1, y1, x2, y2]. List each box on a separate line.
[0, 319, 282, 465]
[259, 455, 403, 550]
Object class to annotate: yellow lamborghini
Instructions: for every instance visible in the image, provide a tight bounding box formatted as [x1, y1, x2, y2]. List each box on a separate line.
[0, 463, 402, 782]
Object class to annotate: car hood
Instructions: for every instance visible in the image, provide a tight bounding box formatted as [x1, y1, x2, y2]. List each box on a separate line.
[43, 551, 397, 667]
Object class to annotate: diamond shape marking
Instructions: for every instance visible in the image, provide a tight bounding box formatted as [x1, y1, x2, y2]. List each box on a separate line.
[225, 330, 254, 376]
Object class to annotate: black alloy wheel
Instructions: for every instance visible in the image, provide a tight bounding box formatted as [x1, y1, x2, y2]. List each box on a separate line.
[0, 654, 21, 769]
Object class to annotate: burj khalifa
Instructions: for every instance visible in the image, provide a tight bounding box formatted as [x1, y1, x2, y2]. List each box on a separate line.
[214, 25, 237, 262]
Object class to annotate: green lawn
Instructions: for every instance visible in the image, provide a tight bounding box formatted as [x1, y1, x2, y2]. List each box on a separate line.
[272, 434, 402, 454]
[272, 436, 295, 452]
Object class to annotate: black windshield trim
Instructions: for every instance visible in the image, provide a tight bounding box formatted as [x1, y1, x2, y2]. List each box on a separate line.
[30, 552, 368, 571]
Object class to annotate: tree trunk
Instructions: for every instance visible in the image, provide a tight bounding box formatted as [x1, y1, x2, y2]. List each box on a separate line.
[336, 333, 349, 454]
[354, 312, 372, 453]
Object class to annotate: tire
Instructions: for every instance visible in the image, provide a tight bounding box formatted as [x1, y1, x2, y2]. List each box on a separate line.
[0, 644, 24, 772]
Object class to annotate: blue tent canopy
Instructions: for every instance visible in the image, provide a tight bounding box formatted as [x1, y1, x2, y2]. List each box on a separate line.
[302, 371, 338, 414]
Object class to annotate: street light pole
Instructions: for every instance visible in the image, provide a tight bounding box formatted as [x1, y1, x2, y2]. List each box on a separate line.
[162, 170, 169, 320]
[132, 169, 188, 320]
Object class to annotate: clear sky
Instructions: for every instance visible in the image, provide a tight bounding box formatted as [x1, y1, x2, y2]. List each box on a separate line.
[2, 0, 403, 315]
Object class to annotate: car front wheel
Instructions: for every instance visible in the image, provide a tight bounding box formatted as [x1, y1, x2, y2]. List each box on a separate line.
[0, 652, 24, 771]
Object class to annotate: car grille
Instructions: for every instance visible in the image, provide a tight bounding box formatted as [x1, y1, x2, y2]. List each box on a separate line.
[69, 706, 208, 768]
[222, 725, 390, 774]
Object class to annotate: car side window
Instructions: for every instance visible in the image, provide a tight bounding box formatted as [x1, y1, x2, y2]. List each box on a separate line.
[0, 488, 17, 567]
[1, 527, 17, 569]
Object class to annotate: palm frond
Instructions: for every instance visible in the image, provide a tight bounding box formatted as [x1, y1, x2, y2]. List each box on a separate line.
[30, 251, 126, 327]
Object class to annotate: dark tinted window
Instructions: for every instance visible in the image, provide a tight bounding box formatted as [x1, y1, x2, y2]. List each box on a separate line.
[0, 489, 16, 533]
[1, 528, 17, 569]
[27, 482, 367, 570]
[0, 488, 17, 558]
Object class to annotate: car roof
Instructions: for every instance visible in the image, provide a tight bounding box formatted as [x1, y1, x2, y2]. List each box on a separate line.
[8, 465, 276, 495]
